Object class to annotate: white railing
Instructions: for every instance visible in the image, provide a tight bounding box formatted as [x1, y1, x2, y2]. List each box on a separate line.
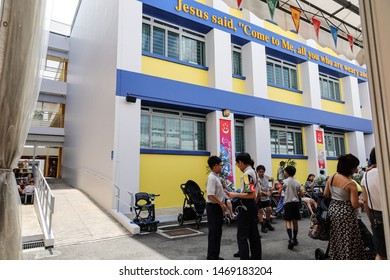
[113, 184, 135, 219]
[34, 167, 55, 247]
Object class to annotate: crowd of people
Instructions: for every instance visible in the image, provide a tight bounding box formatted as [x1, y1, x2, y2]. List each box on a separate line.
[14, 171, 35, 204]
[205, 148, 387, 260]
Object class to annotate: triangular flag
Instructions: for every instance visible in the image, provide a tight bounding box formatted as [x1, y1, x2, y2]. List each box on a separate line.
[290, 6, 301, 33]
[347, 34, 354, 52]
[330, 25, 338, 47]
[312, 18, 321, 40]
[237, 0, 243, 8]
[267, 0, 279, 21]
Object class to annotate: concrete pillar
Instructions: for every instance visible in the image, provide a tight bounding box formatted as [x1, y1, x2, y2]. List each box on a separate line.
[359, 82, 372, 119]
[364, 133, 375, 164]
[301, 39, 321, 109]
[206, 28, 233, 91]
[342, 76, 361, 117]
[245, 117, 272, 172]
[346, 131, 366, 166]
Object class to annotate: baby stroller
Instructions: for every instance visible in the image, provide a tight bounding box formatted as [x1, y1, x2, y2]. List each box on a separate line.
[177, 180, 206, 229]
[132, 192, 160, 232]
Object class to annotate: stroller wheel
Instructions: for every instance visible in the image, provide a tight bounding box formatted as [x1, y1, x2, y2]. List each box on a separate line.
[315, 248, 326, 260]
[195, 216, 202, 229]
[225, 217, 231, 226]
[178, 214, 184, 225]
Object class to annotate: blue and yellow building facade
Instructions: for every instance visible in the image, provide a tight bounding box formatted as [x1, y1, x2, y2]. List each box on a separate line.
[113, 0, 373, 210]
[62, 0, 373, 226]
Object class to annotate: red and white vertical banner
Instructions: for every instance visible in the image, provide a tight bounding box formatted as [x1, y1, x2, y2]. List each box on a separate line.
[316, 129, 326, 170]
[220, 119, 234, 183]
[312, 17, 321, 40]
[290, 6, 301, 33]
[237, 0, 243, 8]
[347, 34, 354, 52]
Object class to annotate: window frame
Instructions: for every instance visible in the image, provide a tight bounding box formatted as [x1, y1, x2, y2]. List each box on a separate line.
[232, 44, 243, 76]
[141, 107, 207, 152]
[266, 56, 298, 90]
[270, 124, 304, 155]
[142, 16, 206, 66]
[234, 119, 245, 153]
[319, 74, 341, 101]
[324, 131, 345, 157]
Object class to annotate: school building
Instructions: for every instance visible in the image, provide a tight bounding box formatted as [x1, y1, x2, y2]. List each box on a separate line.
[44, 0, 373, 232]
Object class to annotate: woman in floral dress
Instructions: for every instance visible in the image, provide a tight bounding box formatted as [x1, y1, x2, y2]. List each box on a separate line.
[324, 154, 366, 260]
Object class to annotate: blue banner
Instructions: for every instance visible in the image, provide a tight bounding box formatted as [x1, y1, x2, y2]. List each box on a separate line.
[330, 25, 338, 47]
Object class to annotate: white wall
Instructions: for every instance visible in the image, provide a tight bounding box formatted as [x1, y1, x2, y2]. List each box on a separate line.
[62, 0, 119, 210]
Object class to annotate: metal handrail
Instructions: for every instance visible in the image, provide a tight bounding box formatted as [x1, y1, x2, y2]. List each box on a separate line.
[34, 167, 55, 246]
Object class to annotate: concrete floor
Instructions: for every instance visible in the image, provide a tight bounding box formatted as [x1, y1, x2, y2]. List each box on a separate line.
[22, 180, 371, 260]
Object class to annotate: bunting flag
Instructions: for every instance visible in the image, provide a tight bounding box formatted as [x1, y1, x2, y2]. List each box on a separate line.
[330, 25, 338, 47]
[266, 0, 279, 20]
[290, 6, 301, 33]
[237, 0, 243, 8]
[347, 34, 354, 52]
[312, 18, 321, 40]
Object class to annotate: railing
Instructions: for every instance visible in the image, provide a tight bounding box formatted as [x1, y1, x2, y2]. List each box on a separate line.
[31, 110, 64, 128]
[34, 167, 55, 247]
[113, 184, 135, 220]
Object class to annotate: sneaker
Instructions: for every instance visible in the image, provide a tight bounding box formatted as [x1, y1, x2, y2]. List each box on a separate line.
[265, 221, 275, 231]
[293, 239, 299, 246]
[288, 240, 294, 250]
[233, 252, 240, 258]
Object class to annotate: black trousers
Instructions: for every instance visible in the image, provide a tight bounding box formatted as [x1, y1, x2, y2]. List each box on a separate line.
[237, 199, 262, 260]
[206, 203, 223, 260]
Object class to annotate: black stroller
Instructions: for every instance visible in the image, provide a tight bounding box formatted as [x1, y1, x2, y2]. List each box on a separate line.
[132, 192, 160, 232]
[177, 180, 206, 229]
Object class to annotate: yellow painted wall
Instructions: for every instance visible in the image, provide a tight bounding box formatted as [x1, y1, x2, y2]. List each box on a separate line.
[316, 44, 338, 57]
[230, 8, 243, 19]
[271, 158, 308, 186]
[264, 21, 298, 41]
[326, 159, 338, 177]
[142, 56, 209, 87]
[195, 0, 207, 4]
[232, 77, 246, 94]
[321, 99, 345, 114]
[140, 154, 209, 208]
[268, 86, 303, 106]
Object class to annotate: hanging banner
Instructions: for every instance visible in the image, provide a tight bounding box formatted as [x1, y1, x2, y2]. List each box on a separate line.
[347, 34, 354, 52]
[312, 17, 321, 40]
[237, 0, 243, 8]
[290, 6, 301, 33]
[219, 119, 234, 184]
[330, 25, 338, 47]
[267, 0, 279, 21]
[315, 130, 326, 170]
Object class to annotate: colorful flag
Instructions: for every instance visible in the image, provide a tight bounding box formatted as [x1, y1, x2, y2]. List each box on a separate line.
[290, 6, 301, 33]
[267, 0, 279, 20]
[312, 18, 321, 40]
[330, 25, 338, 47]
[347, 34, 354, 52]
[237, 0, 243, 8]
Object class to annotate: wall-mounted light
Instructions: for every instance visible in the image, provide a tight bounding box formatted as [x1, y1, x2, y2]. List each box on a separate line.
[222, 109, 230, 117]
[126, 95, 137, 103]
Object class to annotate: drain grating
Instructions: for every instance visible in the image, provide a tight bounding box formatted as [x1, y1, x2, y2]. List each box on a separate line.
[158, 227, 203, 239]
[23, 241, 44, 250]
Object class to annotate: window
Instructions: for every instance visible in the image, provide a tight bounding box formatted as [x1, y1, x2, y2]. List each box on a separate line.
[320, 74, 341, 100]
[324, 131, 345, 157]
[232, 45, 243, 76]
[43, 56, 67, 82]
[270, 124, 303, 155]
[142, 16, 206, 66]
[267, 57, 298, 90]
[235, 119, 245, 153]
[141, 107, 207, 151]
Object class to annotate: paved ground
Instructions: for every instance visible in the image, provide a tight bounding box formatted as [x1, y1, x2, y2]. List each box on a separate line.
[22, 180, 371, 260]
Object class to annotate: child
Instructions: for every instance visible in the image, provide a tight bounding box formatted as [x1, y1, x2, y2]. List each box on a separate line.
[206, 156, 227, 260]
[256, 165, 275, 233]
[282, 165, 303, 249]
[228, 153, 262, 260]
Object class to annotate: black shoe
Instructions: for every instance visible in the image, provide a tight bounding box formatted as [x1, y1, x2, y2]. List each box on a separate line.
[288, 240, 294, 250]
[293, 239, 299, 246]
[265, 221, 275, 231]
[207, 257, 224, 260]
[218, 257, 224, 260]
[233, 252, 240, 258]
[261, 227, 268, 233]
